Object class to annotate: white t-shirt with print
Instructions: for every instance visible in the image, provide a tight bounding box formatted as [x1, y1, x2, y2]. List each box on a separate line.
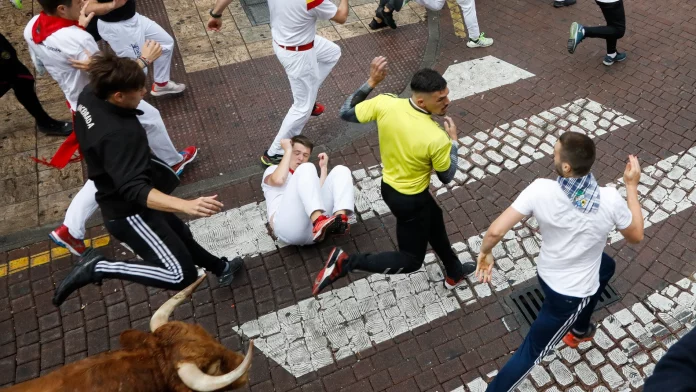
[24, 15, 99, 110]
[511, 178, 632, 298]
[262, 166, 291, 222]
[268, 0, 338, 46]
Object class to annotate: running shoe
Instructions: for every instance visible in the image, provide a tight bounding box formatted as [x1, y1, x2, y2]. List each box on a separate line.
[311, 103, 325, 116]
[312, 247, 349, 295]
[554, 0, 576, 7]
[36, 120, 72, 137]
[53, 248, 104, 306]
[171, 146, 198, 176]
[49, 224, 87, 256]
[603, 52, 627, 66]
[444, 262, 476, 289]
[151, 80, 186, 97]
[312, 215, 338, 242]
[567, 22, 585, 54]
[562, 323, 597, 348]
[466, 32, 494, 48]
[9, 0, 22, 9]
[261, 150, 283, 166]
[217, 257, 244, 286]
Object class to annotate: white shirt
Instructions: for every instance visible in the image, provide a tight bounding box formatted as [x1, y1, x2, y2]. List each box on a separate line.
[268, 0, 337, 46]
[261, 166, 291, 222]
[24, 15, 98, 110]
[511, 178, 632, 298]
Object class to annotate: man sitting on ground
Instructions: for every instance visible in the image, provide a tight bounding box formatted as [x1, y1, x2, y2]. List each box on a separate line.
[261, 136, 353, 246]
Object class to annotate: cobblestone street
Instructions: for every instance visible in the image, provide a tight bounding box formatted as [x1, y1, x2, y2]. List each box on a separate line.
[1, 0, 696, 390]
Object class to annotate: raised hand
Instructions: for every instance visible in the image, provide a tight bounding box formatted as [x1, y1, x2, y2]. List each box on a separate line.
[318, 153, 329, 170]
[623, 155, 641, 187]
[79, 1, 95, 28]
[443, 116, 458, 141]
[367, 56, 388, 88]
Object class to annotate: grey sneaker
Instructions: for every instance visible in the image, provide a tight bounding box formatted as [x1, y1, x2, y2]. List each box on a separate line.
[217, 257, 244, 286]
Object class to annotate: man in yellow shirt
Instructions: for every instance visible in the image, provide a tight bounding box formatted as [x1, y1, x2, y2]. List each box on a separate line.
[312, 57, 475, 295]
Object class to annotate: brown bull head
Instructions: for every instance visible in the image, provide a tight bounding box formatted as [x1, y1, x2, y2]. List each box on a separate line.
[2, 274, 253, 392]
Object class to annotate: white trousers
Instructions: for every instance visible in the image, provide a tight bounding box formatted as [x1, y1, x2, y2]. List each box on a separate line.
[267, 36, 341, 156]
[272, 164, 354, 245]
[64, 100, 181, 239]
[414, 0, 480, 38]
[97, 13, 175, 84]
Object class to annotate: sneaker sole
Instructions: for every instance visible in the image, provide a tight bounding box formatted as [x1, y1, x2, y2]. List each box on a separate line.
[312, 248, 341, 295]
[313, 216, 338, 242]
[175, 148, 198, 176]
[150, 87, 186, 97]
[260, 155, 282, 166]
[49, 232, 84, 257]
[467, 41, 494, 48]
[568, 23, 579, 54]
[562, 333, 594, 348]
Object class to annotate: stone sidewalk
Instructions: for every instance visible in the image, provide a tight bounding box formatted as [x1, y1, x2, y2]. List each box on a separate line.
[1, 0, 696, 390]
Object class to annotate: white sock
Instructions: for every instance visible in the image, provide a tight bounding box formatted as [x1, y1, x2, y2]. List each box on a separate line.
[607, 52, 617, 58]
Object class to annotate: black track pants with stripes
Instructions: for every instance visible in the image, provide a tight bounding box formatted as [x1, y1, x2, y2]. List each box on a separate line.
[99, 209, 226, 290]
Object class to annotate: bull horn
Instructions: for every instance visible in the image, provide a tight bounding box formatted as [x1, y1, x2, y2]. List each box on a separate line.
[176, 340, 254, 391]
[150, 274, 207, 332]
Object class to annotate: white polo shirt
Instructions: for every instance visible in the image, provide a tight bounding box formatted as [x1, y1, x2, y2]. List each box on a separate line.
[261, 166, 291, 222]
[268, 0, 337, 46]
[24, 15, 98, 110]
[511, 179, 632, 298]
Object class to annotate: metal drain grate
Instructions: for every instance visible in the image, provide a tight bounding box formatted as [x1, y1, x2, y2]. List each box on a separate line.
[505, 283, 621, 332]
[239, 0, 270, 26]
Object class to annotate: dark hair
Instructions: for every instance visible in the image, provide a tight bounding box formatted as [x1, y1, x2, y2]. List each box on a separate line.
[37, 0, 72, 14]
[87, 49, 147, 99]
[559, 131, 596, 176]
[410, 69, 447, 93]
[291, 135, 314, 152]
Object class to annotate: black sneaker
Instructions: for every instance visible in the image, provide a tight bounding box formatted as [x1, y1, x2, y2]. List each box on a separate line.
[217, 257, 244, 286]
[553, 0, 576, 7]
[369, 17, 388, 30]
[376, 7, 397, 29]
[327, 214, 350, 236]
[37, 120, 72, 137]
[53, 248, 104, 306]
[261, 150, 283, 166]
[443, 263, 476, 289]
[312, 247, 349, 295]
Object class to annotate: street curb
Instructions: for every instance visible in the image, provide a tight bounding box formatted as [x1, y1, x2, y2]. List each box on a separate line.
[0, 10, 442, 253]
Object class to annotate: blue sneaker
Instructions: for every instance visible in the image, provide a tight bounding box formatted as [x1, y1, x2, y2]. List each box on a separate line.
[603, 52, 627, 66]
[567, 22, 585, 54]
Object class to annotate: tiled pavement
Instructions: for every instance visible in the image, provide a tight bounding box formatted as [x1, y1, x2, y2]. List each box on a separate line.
[2, 0, 696, 391]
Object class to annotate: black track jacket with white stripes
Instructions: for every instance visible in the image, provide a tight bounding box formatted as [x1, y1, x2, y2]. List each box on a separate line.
[74, 87, 178, 220]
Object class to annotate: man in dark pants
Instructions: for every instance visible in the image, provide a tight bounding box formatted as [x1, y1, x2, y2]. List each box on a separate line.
[312, 56, 475, 296]
[0, 33, 71, 136]
[645, 327, 696, 391]
[476, 132, 645, 391]
[52, 50, 242, 306]
[567, 0, 627, 66]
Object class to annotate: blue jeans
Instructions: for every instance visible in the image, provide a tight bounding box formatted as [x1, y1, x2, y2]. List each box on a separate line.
[486, 253, 616, 392]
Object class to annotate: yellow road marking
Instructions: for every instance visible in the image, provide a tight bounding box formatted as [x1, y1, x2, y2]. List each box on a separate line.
[447, 0, 468, 39]
[0, 235, 111, 278]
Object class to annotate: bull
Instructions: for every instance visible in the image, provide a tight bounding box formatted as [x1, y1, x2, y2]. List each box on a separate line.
[3, 275, 253, 392]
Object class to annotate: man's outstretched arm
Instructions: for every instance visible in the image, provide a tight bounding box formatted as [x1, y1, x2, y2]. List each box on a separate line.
[339, 56, 388, 123]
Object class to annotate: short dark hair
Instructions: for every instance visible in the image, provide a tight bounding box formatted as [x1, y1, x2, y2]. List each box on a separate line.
[559, 131, 596, 176]
[291, 135, 314, 152]
[410, 69, 447, 93]
[87, 49, 147, 100]
[37, 0, 72, 14]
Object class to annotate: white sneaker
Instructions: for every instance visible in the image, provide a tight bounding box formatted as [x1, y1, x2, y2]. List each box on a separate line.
[151, 80, 186, 97]
[9, 0, 22, 9]
[466, 32, 494, 48]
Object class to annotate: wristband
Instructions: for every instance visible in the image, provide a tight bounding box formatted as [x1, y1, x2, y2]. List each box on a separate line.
[209, 9, 223, 18]
[138, 56, 150, 66]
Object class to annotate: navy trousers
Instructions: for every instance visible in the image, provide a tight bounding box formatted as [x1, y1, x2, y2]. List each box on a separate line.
[487, 253, 616, 391]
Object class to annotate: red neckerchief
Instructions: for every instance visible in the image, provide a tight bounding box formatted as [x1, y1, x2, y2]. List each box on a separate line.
[289, 168, 294, 174]
[307, 0, 324, 11]
[32, 11, 81, 44]
[30, 13, 84, 169]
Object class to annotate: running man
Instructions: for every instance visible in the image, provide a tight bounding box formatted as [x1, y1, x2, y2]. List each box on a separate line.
[312, 57, 476, 295]
[24, 0, 197, 255]
[206, 0, 349, 166]
[262, 136, 353, 246]
[84, 0, 186, 96]
[369, 0, 493, 48]
[567, 0, 627, 66]
[53, 50, 242, 306]
[476, 132, 644, 391]
[1, 32, 71, 136]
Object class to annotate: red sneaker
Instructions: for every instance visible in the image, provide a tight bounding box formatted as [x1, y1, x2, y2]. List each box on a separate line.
[171, 146, 198, 176]
[562, 324, 597, 348]
[444, 275, 467, 290]
[49, 224, 86, 256]
[312, 215, 337, 242]
[311, 103, 325, 116]
[312, 247, 348, 295]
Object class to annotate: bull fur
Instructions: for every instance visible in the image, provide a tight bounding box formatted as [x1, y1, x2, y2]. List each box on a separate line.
[3, 322, 249, 392]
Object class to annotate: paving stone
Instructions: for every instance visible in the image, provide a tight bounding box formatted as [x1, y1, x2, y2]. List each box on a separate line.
[548, 360, 574, 386]
[599, 364, 625, 389]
